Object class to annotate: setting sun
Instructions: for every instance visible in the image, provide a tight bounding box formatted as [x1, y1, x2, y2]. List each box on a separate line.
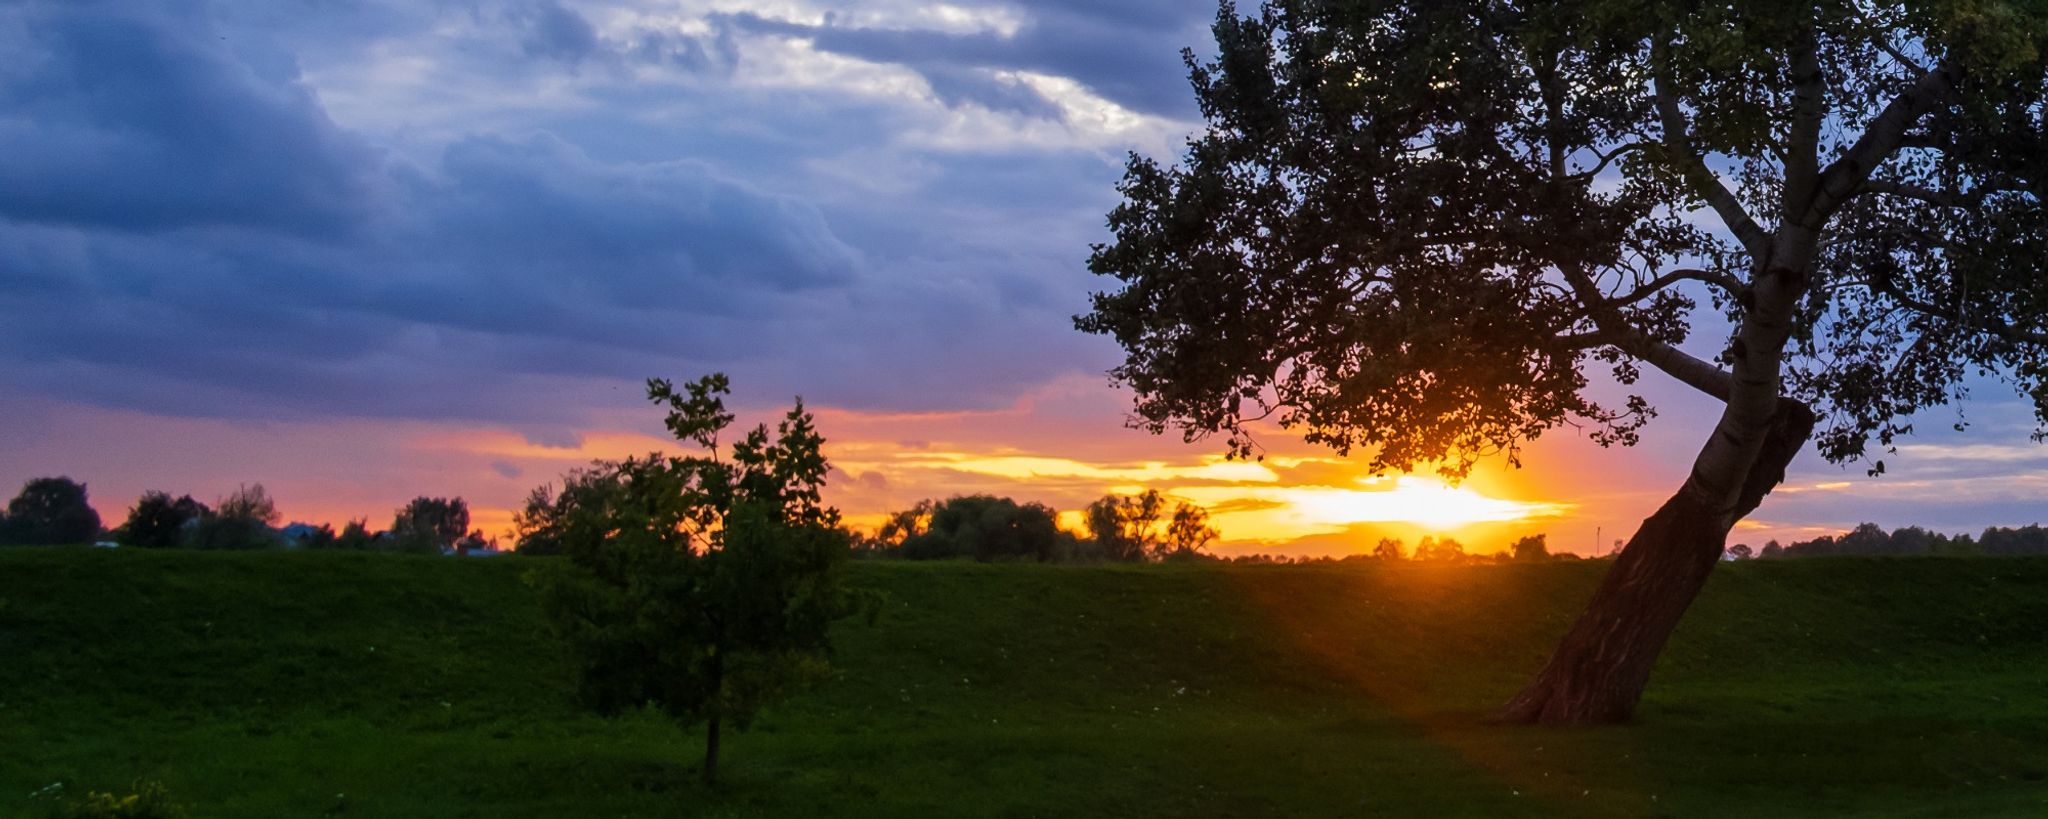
[1289, 476, 1570, 531]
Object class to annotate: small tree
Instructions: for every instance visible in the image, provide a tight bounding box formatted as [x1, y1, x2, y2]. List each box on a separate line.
[1162, 502, 1220, 560]
[120, 492, 207, 549]
[1084, 489, 1167, 561]
[1372, 537, 1406, 561]
[1, 477, 102, 545]
[190, 484, 280, 550]
[1510, 534, 1552, 562]
[529, 374, 871, 784]
[391, 496, 469, 554]
[1415, 536, 1467, 562]
[335, 519, 376, 550]
[1726, 543, 1755, 560]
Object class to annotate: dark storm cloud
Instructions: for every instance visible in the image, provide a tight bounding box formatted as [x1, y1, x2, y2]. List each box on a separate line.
[715, 2, 1215, 118]
[0, 0, 1119, 426]
[0, 2, 376, 235]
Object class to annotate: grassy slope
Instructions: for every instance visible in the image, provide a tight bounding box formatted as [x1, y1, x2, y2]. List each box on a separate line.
[3, 550, 2047, 818]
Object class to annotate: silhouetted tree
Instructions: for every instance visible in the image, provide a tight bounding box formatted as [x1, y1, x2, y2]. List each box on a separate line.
[878, 499, 935, 545]
[189, 483, 280, 550]
[1163, 502, 1221, 560]
[1079, 0, 2048, 723]
[528, 374, 872, 784]
[1760, 540, 1786, 559]
[391, 496, 469, 554]
[903, 495, 1062, 562]
[293, 522, 339, 549]
[1415, 536, 1467, 562]
[335, 519, 376, 550]
[1085, 489, 1166, 562]
[0, 477, 102, 545]
[1372, 537, 1406, 560]
[119, 491, 207, 549]
[1726, 543, 1754, 560]
[1511, 534, 1551, 562]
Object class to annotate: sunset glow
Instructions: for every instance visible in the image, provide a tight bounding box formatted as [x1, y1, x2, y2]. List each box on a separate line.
[1287, 477, 1571, 531]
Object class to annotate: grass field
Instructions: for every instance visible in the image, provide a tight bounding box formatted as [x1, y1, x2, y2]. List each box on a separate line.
[4, 549, 2047, 817]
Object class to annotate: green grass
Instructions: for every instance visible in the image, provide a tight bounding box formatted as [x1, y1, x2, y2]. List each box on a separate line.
[4, 549, 2047, 817]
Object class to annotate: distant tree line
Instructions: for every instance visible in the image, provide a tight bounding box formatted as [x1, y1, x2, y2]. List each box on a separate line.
[850, 489, 1221, 563]
[0, 476, 494, 554]
[1730, 523, 2048, 560]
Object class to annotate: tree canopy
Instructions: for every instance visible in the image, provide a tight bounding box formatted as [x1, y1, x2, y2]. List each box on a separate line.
[391, 496, 471, 554]
[1080, 0, 2048, 476]
[1, 477, 102, 545]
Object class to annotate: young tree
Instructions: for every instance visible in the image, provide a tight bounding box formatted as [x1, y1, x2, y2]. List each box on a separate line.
[1510, 534, 1552, 562]
[119, 491, 207, 549]
[335, 519, 376, 551]
[1084, 489, 1167, 561]
[1415, 536, 1467, 562]
[190, 483, 281, 550]
[1080, 0, 2048, 723]
[1163, 501, 1221, 559]
[391, 496, 470, 554]
[1372, 537, 1406, 561]
[1, 476, 102, 545]
[528, 375, 871, 784]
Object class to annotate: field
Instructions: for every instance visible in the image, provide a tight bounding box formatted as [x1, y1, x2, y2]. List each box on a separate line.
[4, 549, 2048, 817]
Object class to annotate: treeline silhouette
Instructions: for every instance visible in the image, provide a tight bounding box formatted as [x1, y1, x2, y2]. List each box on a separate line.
[0, 476, 496, 554]
[1731, 522, 2048, 559]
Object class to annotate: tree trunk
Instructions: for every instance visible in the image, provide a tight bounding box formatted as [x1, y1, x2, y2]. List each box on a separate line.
[1497, 398, 1814, 724]
[703, 713, 721, 785]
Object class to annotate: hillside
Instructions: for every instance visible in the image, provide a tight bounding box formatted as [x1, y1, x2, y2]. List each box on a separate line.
[4, 549, 2047, 817]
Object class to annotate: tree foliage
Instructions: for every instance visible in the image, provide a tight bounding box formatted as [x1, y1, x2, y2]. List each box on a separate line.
[1080, 0, 2048, 478]
[1163, 502, 1221, 559]
[118, 492, 208, 549]
[528, 374, 871, 783]
[1372, 537, 1406, 560]
[188, 484, 280, 550]
[897, 495, 1063, 562]
[1510, 533, 1552, 562]
[1085, 489, 1167, 561]
[391, 496, 470, 554]
[0, 476, 102, 546]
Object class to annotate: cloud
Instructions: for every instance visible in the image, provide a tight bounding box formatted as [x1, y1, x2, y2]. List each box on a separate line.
[713, 3, 1211, 118]
[0, 1, 376, 234]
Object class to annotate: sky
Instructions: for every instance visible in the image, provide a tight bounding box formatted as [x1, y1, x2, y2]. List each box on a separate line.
[3, 0, 2046, 557]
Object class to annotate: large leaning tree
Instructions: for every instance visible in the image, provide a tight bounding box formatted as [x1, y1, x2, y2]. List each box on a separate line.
[1079, 0, 2048, 723]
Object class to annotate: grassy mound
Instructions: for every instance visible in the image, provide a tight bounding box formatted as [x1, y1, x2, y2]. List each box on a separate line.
[3, 549, 2046, 817]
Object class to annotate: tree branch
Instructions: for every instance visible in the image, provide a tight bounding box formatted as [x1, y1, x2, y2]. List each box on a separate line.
[1805, 59, 1963, 227]
[1605, 267, 1743, 307]
[1632, 339, 1733, 402]
[1558, 259, 1733, 402]
[1783, 23, 1826, 221]
[1652, 64, 1772, 257]
[1871, 269, 2048, 346]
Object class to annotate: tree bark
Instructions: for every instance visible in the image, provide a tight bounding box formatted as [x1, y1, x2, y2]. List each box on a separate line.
[1497, 398, 1813, 724]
